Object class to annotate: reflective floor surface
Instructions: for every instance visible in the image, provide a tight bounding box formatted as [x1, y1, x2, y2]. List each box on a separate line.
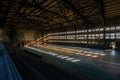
[25, 44, 120, 80]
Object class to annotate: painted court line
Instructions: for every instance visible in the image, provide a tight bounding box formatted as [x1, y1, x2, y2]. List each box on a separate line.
[26, 47, 81, 63]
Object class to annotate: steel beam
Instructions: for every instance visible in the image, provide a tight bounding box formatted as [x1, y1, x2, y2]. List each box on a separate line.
[95, 0, 106, 25]
[60, 0, 94, 26]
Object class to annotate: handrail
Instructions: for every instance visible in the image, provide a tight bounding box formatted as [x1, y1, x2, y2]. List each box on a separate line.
[4, 52, 22, 80]
[0, 42, 22, 80]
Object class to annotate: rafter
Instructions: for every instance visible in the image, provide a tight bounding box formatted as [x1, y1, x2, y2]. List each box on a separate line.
[95, 0, 106, 25]
[0, 0, 119, 32]
[60, 0, 95, 26]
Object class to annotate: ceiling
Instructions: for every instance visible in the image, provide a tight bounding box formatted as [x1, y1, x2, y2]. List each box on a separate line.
[0, 0, 120, 32]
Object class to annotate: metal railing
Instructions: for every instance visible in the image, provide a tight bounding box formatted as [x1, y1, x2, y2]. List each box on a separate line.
[0, 42, 22, 80]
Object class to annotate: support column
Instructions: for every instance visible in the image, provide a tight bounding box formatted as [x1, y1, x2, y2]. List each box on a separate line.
[87, 28, 89, 44]
[115, 26, 116, 48]
[103, 25, 106, 49]
[52, 31, 55, 44]
[41, 30, 44, 45]
[75, 29, 77, 45]
[65, 31, 67, 45]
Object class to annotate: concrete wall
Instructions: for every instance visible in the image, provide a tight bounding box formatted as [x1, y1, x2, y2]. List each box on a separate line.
[0, 29, 35, 42]
[20, 30, 35, 41]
